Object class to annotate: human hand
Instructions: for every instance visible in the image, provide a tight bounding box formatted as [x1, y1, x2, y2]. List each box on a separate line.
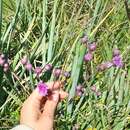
[20, 81, 68, 130]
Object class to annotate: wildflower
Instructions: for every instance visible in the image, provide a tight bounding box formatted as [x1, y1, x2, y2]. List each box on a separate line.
[89, 42, 97, 52]
[84, 52, 93, 62]
[113, 48, 120, 57]
[63, 71, 70, 78]
[21, 56, 28, 65]
[53, 68, 62, 77]
[91, 85, 97, 92]
[81, 35, 88, 44]
[112, 55, 123, 67]
[76, 84, 85, 97]
[25, 63, 32, 71]
[44, 64, 52, 71]
[37, 81, 48, 96]
[96, 91, 101, 97]
[34, 67, 42, 76]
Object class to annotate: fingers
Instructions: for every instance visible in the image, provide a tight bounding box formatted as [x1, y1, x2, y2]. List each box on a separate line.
[37, 91, 60, 130]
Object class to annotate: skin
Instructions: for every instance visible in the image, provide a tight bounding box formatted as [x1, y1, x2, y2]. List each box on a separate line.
[20, 81, 68, 130]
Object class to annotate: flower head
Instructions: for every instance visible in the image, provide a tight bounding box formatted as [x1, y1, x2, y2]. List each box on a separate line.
[84, 52, 93, 62]
[37, 81, 48, 96]
[53, 68, 62, 77]
[44, 64, 52, 71]
[63, 71, 70, 78]
[21, 56, 28, 65]
[112, 55, 123, 67]
[34, 67, 42, 75]
[89, 42, 97, 51]
[81, 35, 88, 44]
[96, 91, 101, 97]
[91, 85, 97, 92]
[76, 84, 85, 97]
[25, 63, 32, 71]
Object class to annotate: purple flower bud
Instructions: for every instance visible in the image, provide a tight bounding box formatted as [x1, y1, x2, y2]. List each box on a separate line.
[91, 85, 97, 92]
[44, 64, 52, 71]
[64, 71, 70, 78]
[21, 56, 28, 65]
[96, 91, 101, 97]
[37, 81, 48, 96]
[34, 67, 42, 76]
[25, 63, 32, 71]
[53, 69, 62, 77]
[89, 42, 97, 51]
[76, 84, 84, 96]
[113, 48, 120, 57]
[0, 57, 5, 66]
[112, 55, 123, 68]
[84, 52, 93, 62]
[81, 35, 88, 44]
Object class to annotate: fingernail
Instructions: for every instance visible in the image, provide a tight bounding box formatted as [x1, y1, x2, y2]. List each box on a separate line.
[52, 91, 59, 102]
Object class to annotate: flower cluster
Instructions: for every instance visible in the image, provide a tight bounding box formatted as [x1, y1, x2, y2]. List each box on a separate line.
[21, 56, 54, 77]
[0, 54, 9, 72]
[53, 68, 70, 78]
[76, 84, 85, 97]
[81, 35, 97, 62]
[21, 56, 32, 71]
[91, 85, 101, 97]
[97, 48, 123, 71]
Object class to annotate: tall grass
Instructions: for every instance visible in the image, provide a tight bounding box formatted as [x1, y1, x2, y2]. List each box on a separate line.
[0, 0, 130, 130]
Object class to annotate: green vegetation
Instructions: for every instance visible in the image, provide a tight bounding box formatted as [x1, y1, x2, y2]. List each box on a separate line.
[0, 0, 130, 130]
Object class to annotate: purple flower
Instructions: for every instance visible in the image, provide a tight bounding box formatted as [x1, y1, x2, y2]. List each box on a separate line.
[81, 35, 88, 44]
[76, 84, 85, 96]
[37, 81, 48, 96]
[112, 55, 123, 67]
[91, 85, 97, 92]
[21, 56, 28, 65]
[89, 42, 97, 51]
[44, 64, 52, 71]
[84, 52, 93, 62]
[34, 67, 42, 76]
[25, 63, 32, 71]
[96, 91, 101, 97]
[113, 48, 120, 57]
[53, 68, 62, 77]
[63, 71, 70, 78]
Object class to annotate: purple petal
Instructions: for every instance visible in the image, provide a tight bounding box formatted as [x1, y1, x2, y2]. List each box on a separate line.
[37, 81, 48, 96]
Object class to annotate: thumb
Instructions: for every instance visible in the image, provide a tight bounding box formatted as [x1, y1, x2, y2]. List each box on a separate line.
[38, 91, 59, 129]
